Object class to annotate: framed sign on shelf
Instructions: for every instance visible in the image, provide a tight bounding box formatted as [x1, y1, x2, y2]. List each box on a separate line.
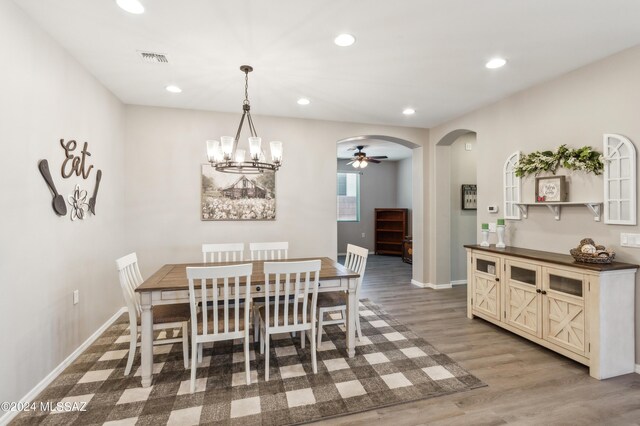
[535, 176, 568, 202]
[461, 184, 477, 210]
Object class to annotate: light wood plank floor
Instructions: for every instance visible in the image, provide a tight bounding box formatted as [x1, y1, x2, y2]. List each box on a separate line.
[322, 255, 640, 425]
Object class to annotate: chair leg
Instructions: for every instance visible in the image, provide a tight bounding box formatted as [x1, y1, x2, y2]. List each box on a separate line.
[190, 339, 197, 394]
[181, 322, 189, 369]
[356, 313, 362, 341]
[260, 327, 265, 354]
[244, 330, 251, 385]
[265, 333, 271, 381]
[300, 331, 305, 349]
[310, 327, 317, 374]
[317, 311, 324, 348]
[253, 306, 260, 344]
[124, 326, 137, 376]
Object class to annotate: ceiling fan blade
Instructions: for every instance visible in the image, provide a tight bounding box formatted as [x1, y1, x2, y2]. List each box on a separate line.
[367, 159, 382, 164]
[345, 160, 355, 165]
[368, 156, 388, 159]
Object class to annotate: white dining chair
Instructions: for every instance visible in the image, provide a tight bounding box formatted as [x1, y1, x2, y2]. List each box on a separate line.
[257, 259, 321, 381]
[316, 244, 368, 348]
[186, 263, 253, 393]
[249, 241, 288, 260]
[250, 241, 289, 341]
[116, 252, 190, 375]
[202, 243, 244, 263]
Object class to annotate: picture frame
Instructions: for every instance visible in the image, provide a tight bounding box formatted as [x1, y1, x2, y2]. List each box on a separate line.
[461, 184, 477, 210]
[200, 165, 276, 221]
[535, 176, 568, 202]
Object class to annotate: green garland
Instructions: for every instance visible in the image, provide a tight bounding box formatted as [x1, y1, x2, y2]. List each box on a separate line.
[514, 145, 604, 177]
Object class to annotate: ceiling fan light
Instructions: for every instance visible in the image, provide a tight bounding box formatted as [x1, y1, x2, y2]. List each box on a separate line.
[352, 161, 360, 169]
[360, 160, 368, 168]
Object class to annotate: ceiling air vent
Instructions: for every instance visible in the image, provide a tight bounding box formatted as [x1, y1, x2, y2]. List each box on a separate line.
[138, 51, 169, 64]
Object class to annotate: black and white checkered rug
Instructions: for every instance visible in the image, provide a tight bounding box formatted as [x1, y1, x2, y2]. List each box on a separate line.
[12, 300, 485, 425]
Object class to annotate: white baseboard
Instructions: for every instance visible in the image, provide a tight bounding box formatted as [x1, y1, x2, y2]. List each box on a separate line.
[636, 364, 640, 374]
[0, 307, 127, 426]
[450, 280, 467, 286]
[411, 279, 452, 289]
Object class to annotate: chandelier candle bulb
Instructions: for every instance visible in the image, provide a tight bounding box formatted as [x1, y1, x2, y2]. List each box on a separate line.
[220, 136, 235, 160]
[248, 137, 262, 161]
[270, 141, 283, 163]
[206, 140, 220, 162]
[235, 149, 246, 163]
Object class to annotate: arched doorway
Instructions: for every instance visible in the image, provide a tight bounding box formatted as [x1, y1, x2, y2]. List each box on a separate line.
[336, 135, 424, 284]
[429, 129, 478, 287]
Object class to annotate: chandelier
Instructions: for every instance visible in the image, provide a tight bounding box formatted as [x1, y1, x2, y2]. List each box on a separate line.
[206, 65, 283, 174]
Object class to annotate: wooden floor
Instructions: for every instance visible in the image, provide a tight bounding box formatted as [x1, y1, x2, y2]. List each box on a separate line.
[322, 255, 640, 425]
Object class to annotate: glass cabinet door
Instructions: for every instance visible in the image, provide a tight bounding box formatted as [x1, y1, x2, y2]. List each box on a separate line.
[472, 254, 501, 320]
[505, 260, 541, 338]
[542, 267, 587, 356]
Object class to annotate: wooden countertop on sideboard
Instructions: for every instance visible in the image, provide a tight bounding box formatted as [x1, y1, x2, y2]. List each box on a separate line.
[464, 244, 638, 272]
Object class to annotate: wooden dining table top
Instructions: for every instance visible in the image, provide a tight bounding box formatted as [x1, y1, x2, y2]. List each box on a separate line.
[135, 257, 359, 292]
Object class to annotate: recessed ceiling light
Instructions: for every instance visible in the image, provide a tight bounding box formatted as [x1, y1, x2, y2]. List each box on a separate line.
[402, 108, 415, 116]
[486, 58, 507, 69]
[165, 85, 182, 93]
[297, 98, 310, 106]
[116, 0, 144, 14]
[334, 34, 356, 47]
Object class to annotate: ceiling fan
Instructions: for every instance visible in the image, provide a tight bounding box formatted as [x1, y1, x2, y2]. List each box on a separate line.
[345, 145, 388, 169]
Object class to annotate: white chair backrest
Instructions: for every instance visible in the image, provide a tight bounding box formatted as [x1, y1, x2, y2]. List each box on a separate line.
[116, 252, 144, 318]
[186, 263, 252, 336]
[263, 259, 321, 328]
[250, 241, 289, 260]
[202, 243, 244, 263]
[345, 244, 369, 291]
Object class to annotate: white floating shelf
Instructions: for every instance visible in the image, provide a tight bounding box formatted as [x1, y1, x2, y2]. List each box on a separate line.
[514, 202, 603, 221]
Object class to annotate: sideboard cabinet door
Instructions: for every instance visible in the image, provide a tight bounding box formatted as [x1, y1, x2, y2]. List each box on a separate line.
[505, 259, 542, 338]
[471, 253, 501, 320]
[542, 267, 587, 357]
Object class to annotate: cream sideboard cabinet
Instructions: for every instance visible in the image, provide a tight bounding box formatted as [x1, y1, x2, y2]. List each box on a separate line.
[465, 244, 638, 379]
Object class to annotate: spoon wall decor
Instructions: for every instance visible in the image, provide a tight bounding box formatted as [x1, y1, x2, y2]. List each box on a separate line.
[38, 159, 67, 216]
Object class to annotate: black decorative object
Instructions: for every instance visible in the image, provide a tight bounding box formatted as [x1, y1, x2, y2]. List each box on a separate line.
[38, 159, 67, 216]
[89, 169, 102, 214]
[462, 184, 477, 210]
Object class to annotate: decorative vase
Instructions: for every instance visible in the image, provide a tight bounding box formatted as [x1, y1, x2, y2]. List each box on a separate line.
[480, 223, 490, 247]
[496, 225, 506, 248]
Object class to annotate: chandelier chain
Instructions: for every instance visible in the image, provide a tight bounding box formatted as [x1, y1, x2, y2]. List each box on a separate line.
[243, 70, 250, 106]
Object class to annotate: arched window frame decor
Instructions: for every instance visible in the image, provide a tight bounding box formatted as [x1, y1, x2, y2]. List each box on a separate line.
[603, 134, 636, 225]
[503, 151, 521, 220]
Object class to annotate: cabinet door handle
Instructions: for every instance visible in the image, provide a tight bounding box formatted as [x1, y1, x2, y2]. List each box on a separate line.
[540, 290, 547, 295]
[495, 278, 500, 282]
[536, 289, 542, 293]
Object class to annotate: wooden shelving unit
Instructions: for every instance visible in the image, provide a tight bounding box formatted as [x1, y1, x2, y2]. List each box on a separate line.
[374, 208, 408, 256]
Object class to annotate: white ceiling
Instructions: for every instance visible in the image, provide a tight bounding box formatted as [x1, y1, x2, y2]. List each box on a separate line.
[13, 0, 640, 128]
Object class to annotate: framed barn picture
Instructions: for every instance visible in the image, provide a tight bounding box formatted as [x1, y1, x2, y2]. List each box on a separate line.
[201, 165, 276, 220]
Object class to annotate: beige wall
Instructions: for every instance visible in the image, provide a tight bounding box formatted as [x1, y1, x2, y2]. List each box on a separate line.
[124, 105, 428, 281]
[430, 45, 640, 363]
[396, 157, 413, 235]
[450, 134, 477, 282]
[0, 0, 126, 406]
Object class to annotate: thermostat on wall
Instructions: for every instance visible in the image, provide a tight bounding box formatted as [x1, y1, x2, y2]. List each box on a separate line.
[487, 205, 499, 213]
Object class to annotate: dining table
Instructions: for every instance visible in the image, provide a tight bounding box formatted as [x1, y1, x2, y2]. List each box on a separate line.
[135, 256, 360, 387]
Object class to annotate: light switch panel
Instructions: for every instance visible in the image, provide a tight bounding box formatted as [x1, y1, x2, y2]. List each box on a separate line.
[620, 233, 640, 248]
